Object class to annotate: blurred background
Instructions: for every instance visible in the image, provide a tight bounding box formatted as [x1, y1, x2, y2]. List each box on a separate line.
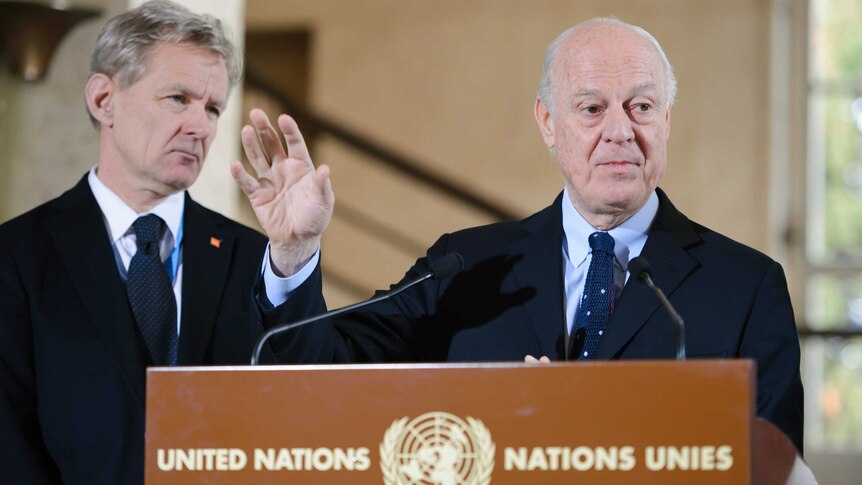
[0, 0, 859, 481]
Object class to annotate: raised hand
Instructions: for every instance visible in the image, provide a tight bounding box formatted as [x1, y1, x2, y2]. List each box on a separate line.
[231, 108, 334, 276]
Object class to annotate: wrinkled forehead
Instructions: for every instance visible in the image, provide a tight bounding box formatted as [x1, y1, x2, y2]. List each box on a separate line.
[555, 25, 666, 93]
[144, 42, 229, 94]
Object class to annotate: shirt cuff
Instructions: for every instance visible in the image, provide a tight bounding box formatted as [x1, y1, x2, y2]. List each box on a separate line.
[261, 244, 320, 307]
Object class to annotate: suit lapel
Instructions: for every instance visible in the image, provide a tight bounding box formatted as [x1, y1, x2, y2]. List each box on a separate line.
[595, 188, 702, 359]
[46, 176, 148, 402]
[177, 196, 235, 365]
[510, 194, 566, 360]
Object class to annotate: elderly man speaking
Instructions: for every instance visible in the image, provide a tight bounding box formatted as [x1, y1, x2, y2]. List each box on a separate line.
[235, 18, 803, 454]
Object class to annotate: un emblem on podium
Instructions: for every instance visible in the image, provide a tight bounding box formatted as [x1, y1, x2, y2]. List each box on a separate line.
[380, 412, 495, 485]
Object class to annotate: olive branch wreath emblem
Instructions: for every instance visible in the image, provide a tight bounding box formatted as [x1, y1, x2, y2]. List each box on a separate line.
[379, 413, 495, 485]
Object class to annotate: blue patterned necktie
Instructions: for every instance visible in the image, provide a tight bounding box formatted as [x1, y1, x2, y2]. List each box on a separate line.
[574, 231, 615, 360]
[126, 214, 178, 366]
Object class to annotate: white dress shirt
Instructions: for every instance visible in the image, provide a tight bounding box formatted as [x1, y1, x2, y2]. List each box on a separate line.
[88, 168, 185, 334]
[88, 167, 303, 333]
[561, 186, 658, 334]
[262, 246, 319, 306]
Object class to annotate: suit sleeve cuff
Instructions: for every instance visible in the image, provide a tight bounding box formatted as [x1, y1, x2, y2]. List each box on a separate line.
[261, 244, 320, 307]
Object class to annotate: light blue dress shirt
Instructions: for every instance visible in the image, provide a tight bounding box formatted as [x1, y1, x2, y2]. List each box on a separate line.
[561, 186, 659, 334]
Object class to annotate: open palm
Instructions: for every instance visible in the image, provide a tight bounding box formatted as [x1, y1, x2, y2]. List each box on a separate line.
[231, 109, 334, 276]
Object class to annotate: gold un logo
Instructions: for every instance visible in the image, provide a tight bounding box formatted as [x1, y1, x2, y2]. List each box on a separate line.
[380, 412, 495, 485]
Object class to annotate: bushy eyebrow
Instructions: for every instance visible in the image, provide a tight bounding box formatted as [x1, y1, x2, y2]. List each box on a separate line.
[158, 83, 226, 110]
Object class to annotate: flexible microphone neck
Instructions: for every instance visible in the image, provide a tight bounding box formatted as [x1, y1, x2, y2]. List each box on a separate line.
[250, 252, 464, 365]
[629, 257, 686, 360]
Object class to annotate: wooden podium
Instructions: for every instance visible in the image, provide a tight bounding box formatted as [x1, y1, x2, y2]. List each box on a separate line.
[145, 360, 789, 484]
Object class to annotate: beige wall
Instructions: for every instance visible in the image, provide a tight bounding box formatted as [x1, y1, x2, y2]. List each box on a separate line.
[245, 0, 780, 303]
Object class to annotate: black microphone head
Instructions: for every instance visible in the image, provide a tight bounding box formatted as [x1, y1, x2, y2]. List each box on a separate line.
[430, 252, 464, 280]
[628, 256, 652, 282]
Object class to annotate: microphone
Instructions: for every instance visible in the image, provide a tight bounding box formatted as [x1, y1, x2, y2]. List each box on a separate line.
[250, 252, 465, 365]
[628, 256, 686, 360]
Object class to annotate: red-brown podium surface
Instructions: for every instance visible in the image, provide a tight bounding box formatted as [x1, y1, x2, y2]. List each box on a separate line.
[146, 360, 759, 484]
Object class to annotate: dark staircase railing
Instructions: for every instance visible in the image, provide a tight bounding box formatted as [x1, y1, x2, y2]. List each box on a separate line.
[245, 71, 520, 299]
[245, 72, 519, 222]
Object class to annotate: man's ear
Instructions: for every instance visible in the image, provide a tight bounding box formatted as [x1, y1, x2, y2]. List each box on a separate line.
[534, 97, 556, 149]
[85, 73, 115, 128]
[665, 104, 672, 136]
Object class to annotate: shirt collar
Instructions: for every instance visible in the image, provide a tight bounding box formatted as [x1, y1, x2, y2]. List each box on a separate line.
[561, 186, 659, 269]
[87, 167, 185, 243]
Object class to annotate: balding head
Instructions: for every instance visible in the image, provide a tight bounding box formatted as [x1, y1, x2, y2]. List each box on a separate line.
[538, 18, 676, 116]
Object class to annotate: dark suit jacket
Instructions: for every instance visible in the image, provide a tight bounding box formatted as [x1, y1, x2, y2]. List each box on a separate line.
[274, 188, 804, 453]
[0, 175, 273, 484]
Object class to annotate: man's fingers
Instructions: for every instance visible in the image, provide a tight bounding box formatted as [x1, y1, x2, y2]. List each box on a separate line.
[524, 355, 551, 364]
[278, 114, 313, 166]
[230, 160, 259, 196]
[249, 108, 287, 164]
[313, 165, 333, 201]
[241, 125, 271, 176]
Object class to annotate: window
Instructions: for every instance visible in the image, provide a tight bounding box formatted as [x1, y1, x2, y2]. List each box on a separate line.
[804, 0, 862, 451]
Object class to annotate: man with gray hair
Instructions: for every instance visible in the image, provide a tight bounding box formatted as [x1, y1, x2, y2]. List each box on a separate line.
[0, 1, 305, 483]
[237, 17, 804, 454]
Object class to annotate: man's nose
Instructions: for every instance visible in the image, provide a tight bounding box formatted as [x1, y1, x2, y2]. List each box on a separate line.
[182, 104, 213, 139]
[602, 105, 635, 144]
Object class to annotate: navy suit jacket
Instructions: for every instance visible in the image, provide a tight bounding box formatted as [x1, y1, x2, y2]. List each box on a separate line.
[0, 175, 275, 484]
[273, 188, 804, 453]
